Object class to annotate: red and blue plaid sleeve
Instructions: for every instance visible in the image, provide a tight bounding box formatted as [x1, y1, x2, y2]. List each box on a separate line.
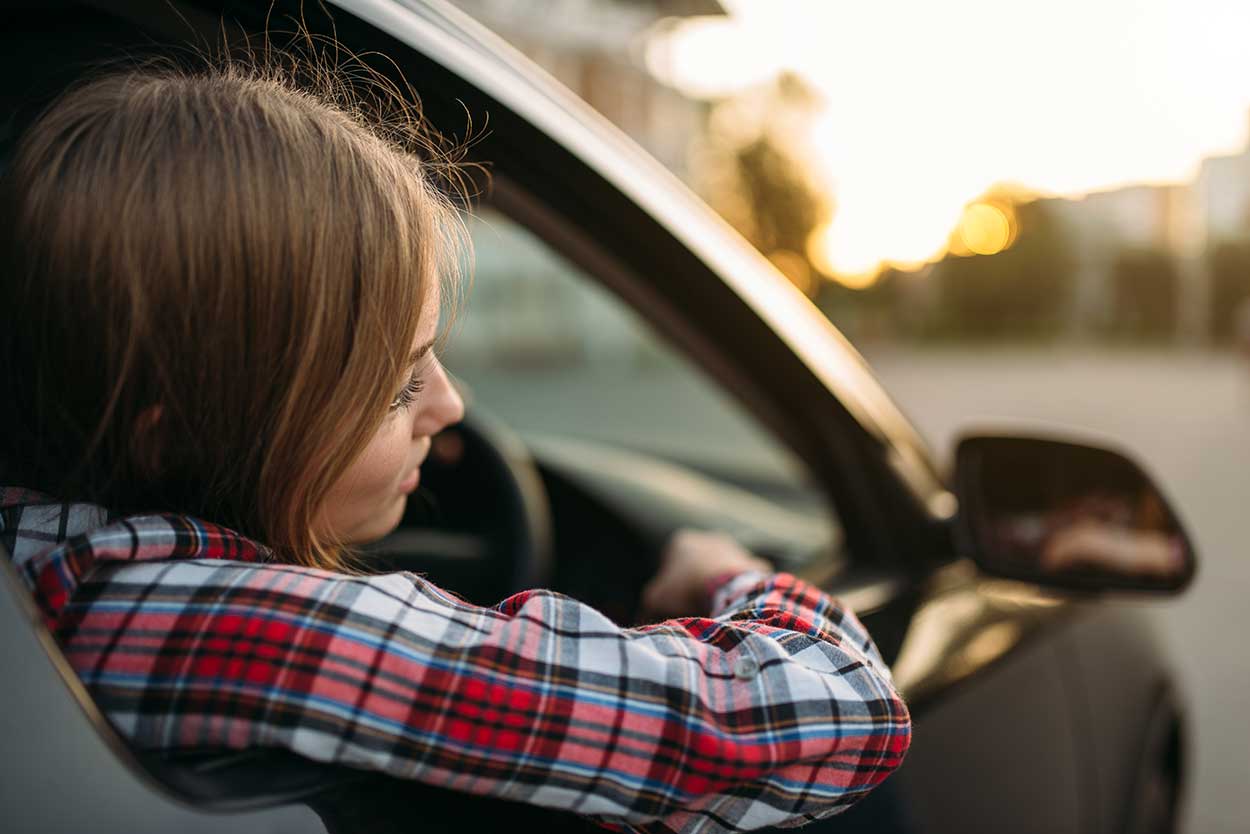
[54, 557, 908, 833]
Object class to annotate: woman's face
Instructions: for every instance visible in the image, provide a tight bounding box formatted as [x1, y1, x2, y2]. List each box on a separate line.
[316, 290, 465, 544]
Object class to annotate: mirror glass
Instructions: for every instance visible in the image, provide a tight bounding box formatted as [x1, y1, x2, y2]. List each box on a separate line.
[955, 436, 1196, 592]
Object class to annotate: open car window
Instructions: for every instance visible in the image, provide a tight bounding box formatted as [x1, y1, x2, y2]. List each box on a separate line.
[445, 206, 841, 573]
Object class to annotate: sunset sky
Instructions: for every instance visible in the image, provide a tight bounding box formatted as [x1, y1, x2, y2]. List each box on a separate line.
[647, 0, 1250, 283]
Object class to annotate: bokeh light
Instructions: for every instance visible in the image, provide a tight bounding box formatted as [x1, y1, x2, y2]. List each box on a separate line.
[806, 220, 883, 289]
[957, 202, 1016, 256]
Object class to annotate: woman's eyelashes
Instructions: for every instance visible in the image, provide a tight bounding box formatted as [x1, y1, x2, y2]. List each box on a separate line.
[390, 371, 426, 411]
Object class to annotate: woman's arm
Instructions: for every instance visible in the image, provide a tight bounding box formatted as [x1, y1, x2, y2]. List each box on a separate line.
[613, 569, 909, 831]
[62, 553, 909, 833]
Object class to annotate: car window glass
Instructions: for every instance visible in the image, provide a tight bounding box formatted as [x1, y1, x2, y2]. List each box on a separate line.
[445, 208, 840, 568]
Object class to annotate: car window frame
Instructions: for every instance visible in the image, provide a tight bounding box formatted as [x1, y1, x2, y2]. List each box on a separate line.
[328, 0, 948, 579]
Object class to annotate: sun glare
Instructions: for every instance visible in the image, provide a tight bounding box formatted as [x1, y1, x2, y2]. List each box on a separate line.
[806, 221, 879, 288]
[643, 16, 775, 99]
[647, 0, 1250, 281]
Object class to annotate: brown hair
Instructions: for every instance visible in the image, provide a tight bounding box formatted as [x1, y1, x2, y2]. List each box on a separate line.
[0, 50, 470, 569]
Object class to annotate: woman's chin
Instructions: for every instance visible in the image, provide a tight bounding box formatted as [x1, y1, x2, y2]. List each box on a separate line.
[345, 494, 409, 545]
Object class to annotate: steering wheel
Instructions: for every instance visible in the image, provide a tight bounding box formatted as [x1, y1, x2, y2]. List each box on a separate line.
[363, 411, 554, 605]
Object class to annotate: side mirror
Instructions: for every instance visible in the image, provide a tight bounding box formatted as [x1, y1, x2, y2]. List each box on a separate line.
[953, 435, 1196, 593]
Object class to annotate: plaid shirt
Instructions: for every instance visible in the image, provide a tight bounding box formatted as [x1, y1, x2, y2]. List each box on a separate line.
[1, 487, 910, 833]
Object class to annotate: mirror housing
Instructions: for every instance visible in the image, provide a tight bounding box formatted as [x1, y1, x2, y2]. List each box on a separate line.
[953, 434, 1196, 594]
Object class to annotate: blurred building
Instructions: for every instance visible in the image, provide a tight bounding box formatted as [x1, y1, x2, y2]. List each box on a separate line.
[1185, 141, 1250, 341]
[1029, 127, 1250, 343]
[1193, 142, 1250, 244]
[449, 0, 723, 177]
[1045, 183, 1193, 337]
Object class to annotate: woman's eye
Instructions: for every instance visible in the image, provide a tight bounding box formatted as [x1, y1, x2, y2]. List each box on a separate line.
[389, 374, 426, 411]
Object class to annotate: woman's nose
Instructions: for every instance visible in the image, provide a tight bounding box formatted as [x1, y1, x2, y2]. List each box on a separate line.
[417, 359, 465, 436]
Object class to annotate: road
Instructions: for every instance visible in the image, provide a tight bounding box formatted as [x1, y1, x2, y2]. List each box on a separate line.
[462, 346, 1249, 834]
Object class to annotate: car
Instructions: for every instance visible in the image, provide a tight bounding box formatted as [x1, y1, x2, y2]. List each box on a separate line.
[0, 1, 1195, 833]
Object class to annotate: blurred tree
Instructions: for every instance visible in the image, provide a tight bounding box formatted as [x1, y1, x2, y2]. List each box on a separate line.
[733, 135, 823, 260]
[929, 197, 1072, 339]
[692, 72, 827, 296]
[1207, 241, 1250, 344]
[1108, 248, 1179, 340]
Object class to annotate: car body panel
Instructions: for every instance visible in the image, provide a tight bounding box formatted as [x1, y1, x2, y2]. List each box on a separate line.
[895, 629, 1084, 834]
[0, 557, 327, 833]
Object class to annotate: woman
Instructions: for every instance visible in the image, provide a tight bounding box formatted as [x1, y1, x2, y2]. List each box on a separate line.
[0, 53, 910, 833]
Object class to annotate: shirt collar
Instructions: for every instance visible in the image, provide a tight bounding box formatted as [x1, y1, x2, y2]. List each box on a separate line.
[1, 488, 270, 628]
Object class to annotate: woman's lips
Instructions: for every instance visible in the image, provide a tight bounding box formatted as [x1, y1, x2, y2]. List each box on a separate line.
[402, 442, 437, 495]
[398, 443, 430, 495]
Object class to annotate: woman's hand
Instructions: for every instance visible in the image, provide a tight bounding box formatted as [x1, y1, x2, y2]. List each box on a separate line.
[640, 529, 772, 619]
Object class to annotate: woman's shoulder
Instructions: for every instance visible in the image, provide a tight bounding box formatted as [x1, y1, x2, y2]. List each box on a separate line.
[3, 492, 269, 566]
[3, 492, 321, 624]
[2, 488, 502, 638]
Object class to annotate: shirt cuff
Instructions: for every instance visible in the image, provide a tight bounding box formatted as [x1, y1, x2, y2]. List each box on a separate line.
[707, 569, 770, 615]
